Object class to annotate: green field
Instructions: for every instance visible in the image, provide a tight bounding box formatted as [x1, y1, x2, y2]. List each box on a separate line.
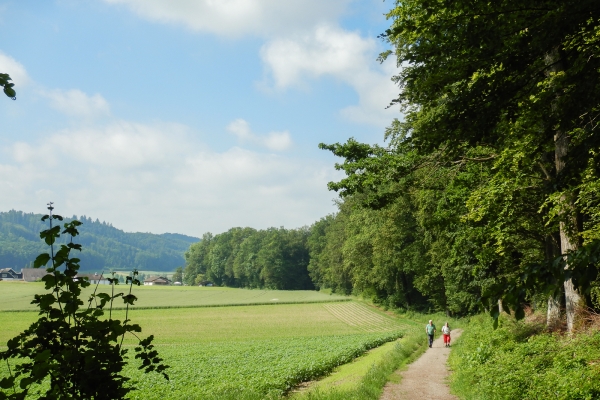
[0, 283, 410, 399]
[0, 281, 348, 311]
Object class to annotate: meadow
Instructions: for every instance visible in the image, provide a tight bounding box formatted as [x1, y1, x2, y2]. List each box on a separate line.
[0, 281, 348, 311]
[0, 282, 411, 399]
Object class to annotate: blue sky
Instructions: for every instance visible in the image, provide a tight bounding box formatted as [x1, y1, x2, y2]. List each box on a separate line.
[0, 0, 400, 237]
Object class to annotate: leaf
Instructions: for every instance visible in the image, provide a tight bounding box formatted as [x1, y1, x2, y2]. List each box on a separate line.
[33, 253, 51, 268]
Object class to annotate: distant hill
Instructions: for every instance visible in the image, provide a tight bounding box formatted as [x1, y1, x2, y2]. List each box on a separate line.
[0, 210, 199, 272]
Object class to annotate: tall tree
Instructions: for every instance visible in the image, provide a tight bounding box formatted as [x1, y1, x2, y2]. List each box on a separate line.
[378, 0, 600, 331]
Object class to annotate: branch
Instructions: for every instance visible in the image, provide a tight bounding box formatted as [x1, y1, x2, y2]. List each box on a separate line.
[538, 162, 552, 180]
[451, 155, 497, 164]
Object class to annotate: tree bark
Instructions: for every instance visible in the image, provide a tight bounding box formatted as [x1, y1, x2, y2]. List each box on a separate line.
[547, 48, 581, 333]
[545, 235, 562, 328]
[547, 294, 561, 329]
[555, 130, 581, 332]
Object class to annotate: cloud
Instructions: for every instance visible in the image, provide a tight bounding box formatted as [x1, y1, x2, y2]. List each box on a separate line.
[41, 89, 110, 118]
[1, 121, 339, 236]
[0, 52, 30, 87]
[227, 118, 292, 151]
[260, 25, 400, 126]
[103, 0, 351, 38]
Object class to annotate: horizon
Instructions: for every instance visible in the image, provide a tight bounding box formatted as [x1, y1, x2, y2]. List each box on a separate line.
[0, 1, 400, 237]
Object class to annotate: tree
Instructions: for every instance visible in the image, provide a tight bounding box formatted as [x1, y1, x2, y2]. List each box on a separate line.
[374, 0, 600, 331]
[172, 266, 183, 283]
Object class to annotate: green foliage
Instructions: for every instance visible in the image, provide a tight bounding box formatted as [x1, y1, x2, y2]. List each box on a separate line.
[0, 73, 15, 100]
[0, 207, 168, 400]
[315, 0, 600, 324]
[171, 267, 182, 283]
[184, 226, 313, 290]
[0, 210, 197, 272]
[1, 300, 409, 399]
[126, 333, 402, 399]
[449, 315, 600, 399]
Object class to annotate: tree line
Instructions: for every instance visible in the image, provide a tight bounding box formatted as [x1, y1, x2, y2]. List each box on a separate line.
[185, 0, 600, 333]
[183, 227, 313, 290]
[316, 0, 600, 331]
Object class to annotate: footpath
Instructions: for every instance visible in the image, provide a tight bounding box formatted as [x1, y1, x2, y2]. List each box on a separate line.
[380, 329, 463, 400]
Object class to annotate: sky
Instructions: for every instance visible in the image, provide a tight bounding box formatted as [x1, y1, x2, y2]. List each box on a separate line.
[0, 0, 400, 237]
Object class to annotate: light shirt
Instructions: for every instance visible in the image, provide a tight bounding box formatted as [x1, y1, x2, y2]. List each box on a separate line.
[426, 323, 436, 335]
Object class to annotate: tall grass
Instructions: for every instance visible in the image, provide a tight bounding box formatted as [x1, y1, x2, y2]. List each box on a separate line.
[449, 313, 600, 400]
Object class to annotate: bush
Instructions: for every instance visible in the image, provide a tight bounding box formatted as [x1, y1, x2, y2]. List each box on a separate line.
[449, 314, 600, 399]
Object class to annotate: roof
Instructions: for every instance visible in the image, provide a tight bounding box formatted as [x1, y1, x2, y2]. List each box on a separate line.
[76, 273, 107, 281]
[22, 268, 52, 282]
[144, 276, 170, 283]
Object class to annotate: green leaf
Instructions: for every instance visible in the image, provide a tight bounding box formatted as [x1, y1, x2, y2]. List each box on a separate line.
[33, 253, 51, 268]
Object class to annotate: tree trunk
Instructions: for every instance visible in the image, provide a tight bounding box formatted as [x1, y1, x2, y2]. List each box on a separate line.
[545, 234, 562, 328]
[498, 298, 504, 314]
[555, 131, 581, 333]
[547, 294, 561, 329]
[547, 48, 581, 333]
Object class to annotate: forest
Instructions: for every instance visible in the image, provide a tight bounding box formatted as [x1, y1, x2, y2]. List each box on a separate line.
[0, 210, 198, 272]
[185, 0, 600, 334]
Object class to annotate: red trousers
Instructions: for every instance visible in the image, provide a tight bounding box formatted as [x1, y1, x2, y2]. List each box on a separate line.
[443, 334, 450, 344]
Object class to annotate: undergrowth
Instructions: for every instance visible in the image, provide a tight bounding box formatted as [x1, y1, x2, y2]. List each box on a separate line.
[449, 314, 600, 400]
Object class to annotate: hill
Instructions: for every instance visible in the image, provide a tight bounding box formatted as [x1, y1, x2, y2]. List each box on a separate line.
[0, 210, 199, 272]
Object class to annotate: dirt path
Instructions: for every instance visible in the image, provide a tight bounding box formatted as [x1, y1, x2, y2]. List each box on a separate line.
[380, 329, 463, 400]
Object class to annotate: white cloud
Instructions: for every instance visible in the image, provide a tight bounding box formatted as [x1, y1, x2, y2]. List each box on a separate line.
[103, 0, 351, 38]
[261, 25, 400, 126]
[0, 52, 30, 87]
[227, 118, 292, 151]
[1, 121, 339, 236]
[41, 89, 110, 118]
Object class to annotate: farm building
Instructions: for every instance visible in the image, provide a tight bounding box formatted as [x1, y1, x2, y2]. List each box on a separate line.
[22, 268, 52, 282]
[144, 276, 170, 285]
[0, 268, 23, 281]
[75, 273, 110, 285]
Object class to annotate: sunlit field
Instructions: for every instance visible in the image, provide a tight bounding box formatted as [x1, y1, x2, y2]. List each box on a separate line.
[0, 283, 409, 399]
[0, 281, 348, 311]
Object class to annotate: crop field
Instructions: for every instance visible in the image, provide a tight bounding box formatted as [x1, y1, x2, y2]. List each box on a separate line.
[0, 285, 410, 399]
[0, 281, 348, 311]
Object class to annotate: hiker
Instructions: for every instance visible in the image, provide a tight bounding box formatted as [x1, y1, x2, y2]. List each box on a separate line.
[425, 320, 436, 348]
[442, 322, 451, 347]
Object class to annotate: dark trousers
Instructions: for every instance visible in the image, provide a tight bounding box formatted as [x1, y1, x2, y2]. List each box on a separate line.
[428, 334, 434, 347]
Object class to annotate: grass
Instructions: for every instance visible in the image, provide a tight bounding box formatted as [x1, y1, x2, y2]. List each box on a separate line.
[0, 281, 348, 311]
[0, 282, 453, 399]
[291, 327, 428, 400]
[289, 309, 464, 400]
[449, 313, 600, 400]
[0, 295, 413, 399]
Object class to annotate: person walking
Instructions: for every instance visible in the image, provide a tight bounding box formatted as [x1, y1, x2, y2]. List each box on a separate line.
[442, 322, 451, 347]
[425, 320, 436, 348]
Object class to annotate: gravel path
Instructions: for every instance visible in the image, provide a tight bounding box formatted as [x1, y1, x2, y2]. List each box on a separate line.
[380, 329, 463, 400]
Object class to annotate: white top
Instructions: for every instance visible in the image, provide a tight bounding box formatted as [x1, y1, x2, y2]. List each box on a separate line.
[442, 325, 451, 334]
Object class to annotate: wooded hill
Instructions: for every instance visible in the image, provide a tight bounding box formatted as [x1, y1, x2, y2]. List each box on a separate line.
[0, 210, 198, 272]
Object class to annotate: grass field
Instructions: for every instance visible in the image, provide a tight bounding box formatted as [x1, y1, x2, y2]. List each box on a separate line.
[0, 281, 348, 311]
[0, 283, 411, 399]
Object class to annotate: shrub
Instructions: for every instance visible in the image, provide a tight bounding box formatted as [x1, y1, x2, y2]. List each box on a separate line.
[449, 314, 600, 399]
[0, 205, 168, 400]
